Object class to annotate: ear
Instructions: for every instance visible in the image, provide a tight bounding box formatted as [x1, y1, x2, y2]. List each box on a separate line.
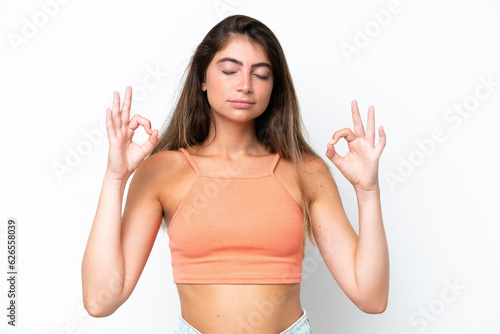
[202, 81, 207, 92]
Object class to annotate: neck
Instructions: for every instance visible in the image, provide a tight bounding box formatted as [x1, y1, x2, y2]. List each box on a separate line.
[199, 116, 266, 158]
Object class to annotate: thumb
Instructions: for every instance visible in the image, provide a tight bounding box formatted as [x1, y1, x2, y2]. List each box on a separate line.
[326, 143, 343, 168]
[140, 129, 159, 155]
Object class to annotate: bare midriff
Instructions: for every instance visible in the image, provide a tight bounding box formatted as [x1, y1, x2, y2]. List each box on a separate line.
[176, 283, 303, 333]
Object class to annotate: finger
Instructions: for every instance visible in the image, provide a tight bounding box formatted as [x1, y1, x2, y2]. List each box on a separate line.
[105, 108, 115, 137]
[351, 100, 365, 138]
[140, 129, 159, 155]
[121, 86, 132, 125]
[374, 125, 387, 157]
[329, 128, 356, 145]
[326, 142, 343, 168]
[112, 91, 122, 129]
[365, 105, 375, 147]
[128, 114, 153, 134]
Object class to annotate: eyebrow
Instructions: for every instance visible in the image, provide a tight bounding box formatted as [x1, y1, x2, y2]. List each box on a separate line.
[216, 57, 272, 70]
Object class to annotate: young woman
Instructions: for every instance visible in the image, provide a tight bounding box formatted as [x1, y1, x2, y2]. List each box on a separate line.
[82, 15, 389, 334]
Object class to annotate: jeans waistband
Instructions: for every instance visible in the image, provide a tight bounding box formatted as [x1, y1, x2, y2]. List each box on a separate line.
[175, 308, 311, 334]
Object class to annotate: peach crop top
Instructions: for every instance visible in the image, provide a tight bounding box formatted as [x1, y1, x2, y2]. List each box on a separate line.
[167, 148, 305, 284]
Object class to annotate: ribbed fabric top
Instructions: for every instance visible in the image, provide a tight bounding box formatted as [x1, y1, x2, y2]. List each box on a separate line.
[167, 148, 305, 284]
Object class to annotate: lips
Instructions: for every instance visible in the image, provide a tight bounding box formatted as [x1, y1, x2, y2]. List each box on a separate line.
[229, 99, 255, 108]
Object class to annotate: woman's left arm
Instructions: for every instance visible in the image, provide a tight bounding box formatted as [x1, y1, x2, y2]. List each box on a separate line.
[306, 100, 388, 313]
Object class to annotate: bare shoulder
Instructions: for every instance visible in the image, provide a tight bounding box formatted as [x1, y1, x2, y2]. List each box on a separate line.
[301, 152, 331, 174]
[125, 150, 187, 204]
[138, 149, 198, 224]
[134, 149, 188, 183]
[300, 152, 337, 202]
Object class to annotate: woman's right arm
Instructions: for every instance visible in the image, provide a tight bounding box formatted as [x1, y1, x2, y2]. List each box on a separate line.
[81, 86, 161, 317]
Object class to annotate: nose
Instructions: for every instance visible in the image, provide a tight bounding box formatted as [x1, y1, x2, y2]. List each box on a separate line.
[237, 71, 253, 93]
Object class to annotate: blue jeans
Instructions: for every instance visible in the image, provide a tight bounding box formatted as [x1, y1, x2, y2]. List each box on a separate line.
[174, 308, 312, 333]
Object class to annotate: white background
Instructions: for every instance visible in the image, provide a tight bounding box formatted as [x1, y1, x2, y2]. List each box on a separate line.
[1, 0, 499, 333]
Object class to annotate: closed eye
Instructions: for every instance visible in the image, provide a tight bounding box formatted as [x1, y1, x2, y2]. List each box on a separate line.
[222, 71, 268, 80]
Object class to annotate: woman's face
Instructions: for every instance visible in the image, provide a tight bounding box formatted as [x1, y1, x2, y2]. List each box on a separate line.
[202, 35, 274, 124]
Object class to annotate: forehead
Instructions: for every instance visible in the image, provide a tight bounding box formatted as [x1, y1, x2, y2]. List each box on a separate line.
[213, 35, 270, 64]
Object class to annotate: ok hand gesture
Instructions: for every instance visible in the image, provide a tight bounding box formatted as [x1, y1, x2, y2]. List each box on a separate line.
[326, 100, 386, 192]
[105, 86, 159, 181]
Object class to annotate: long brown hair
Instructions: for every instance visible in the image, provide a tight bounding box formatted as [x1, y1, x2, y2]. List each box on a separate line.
[149, 15, 319, 247]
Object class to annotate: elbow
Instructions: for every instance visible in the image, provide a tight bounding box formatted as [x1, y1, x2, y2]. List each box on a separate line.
[81, 277, 126, 317]
[83, 299, 117, 318]
[82, 292, 121, 318]
[359, 300, 388, 314]
[356, 293, 389, 314]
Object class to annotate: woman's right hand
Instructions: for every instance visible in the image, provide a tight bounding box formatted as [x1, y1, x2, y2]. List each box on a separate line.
[105, 86, 159, 181]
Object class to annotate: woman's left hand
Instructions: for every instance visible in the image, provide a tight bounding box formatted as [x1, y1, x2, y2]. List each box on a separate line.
[326, 100, 386, 192]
